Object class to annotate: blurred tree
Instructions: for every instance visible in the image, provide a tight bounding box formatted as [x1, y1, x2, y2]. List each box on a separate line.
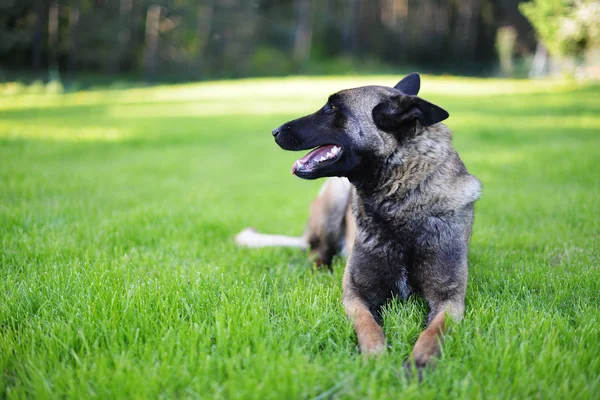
[496, 26, 517, 75]
[67, 1, 79, 78]
[109, 0, 133, 73]
[143, 4, 161, 79]
[32, 0, 48, 74]
[48, 1, 59, 80]
[196, 2, 214, 76]
[520, 0, 600, 59]
[293, 0, 313, 66]
[0, 0, 538, 81]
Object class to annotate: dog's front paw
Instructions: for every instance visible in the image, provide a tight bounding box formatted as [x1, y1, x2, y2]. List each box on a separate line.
[402, 359, 426, 382]
[402, 350, 438, 381]
[360, 342, 387, 357]
[358, 334, 387, 357]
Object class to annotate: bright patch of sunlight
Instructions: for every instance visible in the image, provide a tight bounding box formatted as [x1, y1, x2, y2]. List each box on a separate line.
[0, 76, 583, 113]
[0, 122, 128, 141]
[453, 114, 600, 130]
[105, 99, 321, 119]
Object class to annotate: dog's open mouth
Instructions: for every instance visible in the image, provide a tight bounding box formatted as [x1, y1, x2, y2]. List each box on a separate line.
[291, 144, 342, 175]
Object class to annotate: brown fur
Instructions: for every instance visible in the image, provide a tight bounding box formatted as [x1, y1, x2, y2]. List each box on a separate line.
[237, 74, 481, 371]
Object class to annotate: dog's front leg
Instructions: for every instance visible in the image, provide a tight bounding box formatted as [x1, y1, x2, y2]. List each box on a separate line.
[342, 268, 386, 356]
[409, 298, 464, 368]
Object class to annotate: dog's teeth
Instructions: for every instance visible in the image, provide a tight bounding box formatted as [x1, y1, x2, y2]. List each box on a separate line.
[318, 157, 325, 162]
[326, 152, 332, 158]
[332, 146, 340, 154]
[296, 160, 304, 168]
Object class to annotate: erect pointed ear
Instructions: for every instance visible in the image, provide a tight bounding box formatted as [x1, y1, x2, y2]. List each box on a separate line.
[394, 73, 420, 95]
[372, 95, 449, 133]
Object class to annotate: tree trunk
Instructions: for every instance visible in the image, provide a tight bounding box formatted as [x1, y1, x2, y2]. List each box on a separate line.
[32, 0, 48, 75]
[381, 0, 398, 29]
[110, 0, 133, 73]
[67, 4, 79, 79]
[468, 0, 481, 59]
[293, 0, 313, 65]
[358, 0, 379, 57]
[529, 42, 549, 78]
[343, 0, 359, 55]
[454, 0, 480, 60]
[48, 1, 60, 81]
[196, 3, 214, 76]
[144, 4, 162, 80]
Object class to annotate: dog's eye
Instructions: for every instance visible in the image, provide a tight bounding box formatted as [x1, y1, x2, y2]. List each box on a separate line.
[324, 103, 337, 114]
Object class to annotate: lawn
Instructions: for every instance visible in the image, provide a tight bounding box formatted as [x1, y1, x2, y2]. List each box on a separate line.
[1, 75, 599, 399]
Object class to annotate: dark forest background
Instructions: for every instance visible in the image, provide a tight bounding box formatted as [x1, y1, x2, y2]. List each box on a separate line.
[0, 0, 537, 82]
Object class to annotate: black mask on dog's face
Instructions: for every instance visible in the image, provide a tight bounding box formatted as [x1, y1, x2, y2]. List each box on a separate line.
[272, 73, 448, 181]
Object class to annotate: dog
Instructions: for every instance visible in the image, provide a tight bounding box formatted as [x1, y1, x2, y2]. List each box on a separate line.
[236, 73, 481, 369]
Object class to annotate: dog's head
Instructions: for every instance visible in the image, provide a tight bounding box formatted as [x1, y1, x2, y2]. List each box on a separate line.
[272, 73, 449, 181]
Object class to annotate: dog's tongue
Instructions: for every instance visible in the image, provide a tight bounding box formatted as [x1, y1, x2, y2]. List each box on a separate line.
[291, 145, 336, 175]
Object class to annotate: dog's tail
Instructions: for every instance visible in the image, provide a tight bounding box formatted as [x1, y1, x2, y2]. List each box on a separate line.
[235, 227, 308, 249]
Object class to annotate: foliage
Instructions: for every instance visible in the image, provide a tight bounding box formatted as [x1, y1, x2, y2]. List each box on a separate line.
[1, 76, 599, 398]
[520, 0, 600, 58]
[0, 0, 508, 80]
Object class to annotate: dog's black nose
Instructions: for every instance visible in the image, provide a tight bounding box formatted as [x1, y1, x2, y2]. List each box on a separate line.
[272, 127, 281, 137]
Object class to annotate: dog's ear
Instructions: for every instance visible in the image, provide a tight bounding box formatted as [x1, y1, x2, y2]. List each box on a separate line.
[394, 73, 420, 96]
[372, 95, 449, 133]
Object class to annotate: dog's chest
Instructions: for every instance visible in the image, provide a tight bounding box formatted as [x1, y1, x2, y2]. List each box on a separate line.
[396, 275, 412, 299]
[354, 200, 423, 255]
[350, 191, 444, 301]
[350, 225, 417, 301]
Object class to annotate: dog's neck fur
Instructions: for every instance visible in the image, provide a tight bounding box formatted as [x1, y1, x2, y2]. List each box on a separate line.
[349, 124, 478, 227]
[352, 124, 452, 196]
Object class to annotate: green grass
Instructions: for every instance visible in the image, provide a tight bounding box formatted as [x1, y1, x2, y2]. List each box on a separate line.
[1, 76, 599, 399]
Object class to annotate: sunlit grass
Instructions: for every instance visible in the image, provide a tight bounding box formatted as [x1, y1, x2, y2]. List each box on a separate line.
[0, 76, 599, 399]
[0, 121, 128, 141]
[0, 75, 588, 112]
